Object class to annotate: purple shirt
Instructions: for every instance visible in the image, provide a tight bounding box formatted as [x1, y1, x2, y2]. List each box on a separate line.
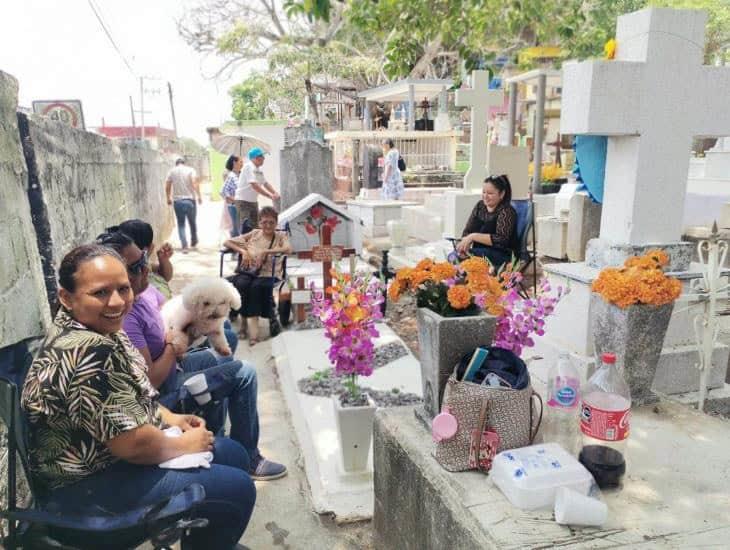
[123, 286, 167, 361]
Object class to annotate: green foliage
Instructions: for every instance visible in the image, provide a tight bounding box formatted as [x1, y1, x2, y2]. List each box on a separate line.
[229, 73, 276, 120]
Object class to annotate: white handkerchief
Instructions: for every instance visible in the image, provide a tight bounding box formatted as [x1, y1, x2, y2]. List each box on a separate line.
[159, 427, 214, 469]
[159, 451, 214, 470]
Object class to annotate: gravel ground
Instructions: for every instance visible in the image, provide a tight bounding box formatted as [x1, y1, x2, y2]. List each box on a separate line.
[383, 294, 420, 359]
[298, 353, 422, 408]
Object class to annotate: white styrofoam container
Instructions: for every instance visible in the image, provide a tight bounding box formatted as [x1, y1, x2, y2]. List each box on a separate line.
[491, 443, 594, 510]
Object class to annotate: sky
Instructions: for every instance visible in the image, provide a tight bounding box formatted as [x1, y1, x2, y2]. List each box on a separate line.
[0, 0, 255, 144]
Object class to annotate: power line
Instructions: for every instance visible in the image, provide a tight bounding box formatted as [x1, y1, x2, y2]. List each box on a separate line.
[87, 0, 136, 77]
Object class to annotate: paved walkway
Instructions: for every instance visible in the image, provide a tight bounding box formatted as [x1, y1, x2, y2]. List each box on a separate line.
[165, 200, 372, 550]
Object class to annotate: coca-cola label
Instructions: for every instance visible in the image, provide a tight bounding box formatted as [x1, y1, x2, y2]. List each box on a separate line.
[580, 402, 630, 441]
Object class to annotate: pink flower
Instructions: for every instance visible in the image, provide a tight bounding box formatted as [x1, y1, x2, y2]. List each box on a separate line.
[304, 222, 317, 235]
[310, 205, 323, 219]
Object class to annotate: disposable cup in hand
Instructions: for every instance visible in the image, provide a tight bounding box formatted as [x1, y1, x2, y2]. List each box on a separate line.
[183, 374, 211, 405]
[554, 487, 607, 527]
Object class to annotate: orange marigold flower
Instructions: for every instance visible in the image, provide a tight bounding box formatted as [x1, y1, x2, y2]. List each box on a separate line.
[431, 262, 457, 282]
[410, 269, 432, 287]
[415, 258, 434, 271]
[395, 267, 414, 283]
[388, 281, 403, 302]
[592, 250, 680, 308]
[447, 285, 472, 309]
[459, 256, 490, 275]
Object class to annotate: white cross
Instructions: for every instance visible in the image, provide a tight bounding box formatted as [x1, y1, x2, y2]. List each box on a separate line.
[455, 70, 504, 191]
[561, 7, 730, 245]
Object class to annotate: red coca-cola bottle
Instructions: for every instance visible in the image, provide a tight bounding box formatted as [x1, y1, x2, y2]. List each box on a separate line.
[578, 352, 630, 488]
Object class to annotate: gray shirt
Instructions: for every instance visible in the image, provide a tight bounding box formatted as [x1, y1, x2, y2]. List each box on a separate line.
[166, 165, 197, 199]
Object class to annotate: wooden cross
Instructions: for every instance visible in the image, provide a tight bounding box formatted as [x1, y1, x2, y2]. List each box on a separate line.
[294, 224, 356, 322]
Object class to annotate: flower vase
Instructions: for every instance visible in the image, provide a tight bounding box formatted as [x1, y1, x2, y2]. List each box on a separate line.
[590, 293, 674, 405]
[416, 308, 496, 419]
[332, 394, 377, 472]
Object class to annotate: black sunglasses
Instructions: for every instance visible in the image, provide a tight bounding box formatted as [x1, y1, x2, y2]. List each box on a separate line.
[127, 250, 148, 275]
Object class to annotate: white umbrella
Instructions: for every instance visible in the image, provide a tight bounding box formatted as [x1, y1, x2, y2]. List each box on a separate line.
[207, 127, 271, 157]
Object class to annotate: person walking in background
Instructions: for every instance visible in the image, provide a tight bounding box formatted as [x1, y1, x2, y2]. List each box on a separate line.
[222, 155, 242, 237]
[235, 148, 280, 230]
[381, 138, 404, 200]
[165, 157, 202, 253]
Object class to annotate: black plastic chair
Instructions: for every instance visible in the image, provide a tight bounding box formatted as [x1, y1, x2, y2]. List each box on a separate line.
[0, 375, 207, 550]
[220, 221, 292, 329]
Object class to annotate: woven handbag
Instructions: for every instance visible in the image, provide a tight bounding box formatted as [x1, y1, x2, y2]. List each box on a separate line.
[434, 368, 543, 473]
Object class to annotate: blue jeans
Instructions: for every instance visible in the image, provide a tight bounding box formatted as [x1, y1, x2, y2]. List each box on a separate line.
[159, 350, 261, 462]
[41, 437, 255, 550]
[173, 198, 198, 248]
[227, 204, 240, 237]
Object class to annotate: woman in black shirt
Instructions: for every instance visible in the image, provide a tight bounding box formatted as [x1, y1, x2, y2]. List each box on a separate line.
[457, 175, 518, 270]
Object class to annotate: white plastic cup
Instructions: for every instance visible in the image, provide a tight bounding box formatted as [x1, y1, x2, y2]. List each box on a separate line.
[183, 374, 211, 405]
[554, 487, 608, 527]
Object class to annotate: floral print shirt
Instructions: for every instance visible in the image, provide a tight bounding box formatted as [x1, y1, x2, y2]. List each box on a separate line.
[21, 309, 164, 491]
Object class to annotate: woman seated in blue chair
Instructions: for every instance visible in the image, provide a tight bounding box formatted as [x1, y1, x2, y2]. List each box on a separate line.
[224, 206, 292, 346]
[21, 244, 255, 550]
[457, 174, 518, 270]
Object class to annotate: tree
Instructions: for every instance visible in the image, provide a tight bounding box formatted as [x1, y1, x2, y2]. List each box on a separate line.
[178, 0, 386, 121]
[229, 73, 275, 120]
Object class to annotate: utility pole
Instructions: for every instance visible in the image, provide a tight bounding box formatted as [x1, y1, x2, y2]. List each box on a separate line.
[168, 81, 178, 137]
[140, 76, 145, 141]
[129, 95, 136, 131]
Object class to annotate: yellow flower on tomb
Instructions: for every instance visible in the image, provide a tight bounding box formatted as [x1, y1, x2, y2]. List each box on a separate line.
[604, 39, 617, 60]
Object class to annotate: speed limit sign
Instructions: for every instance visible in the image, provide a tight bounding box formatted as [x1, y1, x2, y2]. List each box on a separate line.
[32, 100, 86, 130]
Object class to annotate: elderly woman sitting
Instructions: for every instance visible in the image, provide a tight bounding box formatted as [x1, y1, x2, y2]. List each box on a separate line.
[456, 174, 519, 270]
[225, 206, 292, 346]
[21, 244, 255, 550]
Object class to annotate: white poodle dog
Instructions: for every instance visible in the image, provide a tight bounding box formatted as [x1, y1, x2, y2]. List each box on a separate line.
[161, 277, 241, 356]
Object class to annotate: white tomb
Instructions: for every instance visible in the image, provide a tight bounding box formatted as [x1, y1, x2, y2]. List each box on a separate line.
[684, 137, 730, 232]
[533, 7, 730, 394]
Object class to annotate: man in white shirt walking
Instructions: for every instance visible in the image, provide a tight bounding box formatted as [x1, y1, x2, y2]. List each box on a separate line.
[165, 157, 201, 252]
[235, 147, 280, 230]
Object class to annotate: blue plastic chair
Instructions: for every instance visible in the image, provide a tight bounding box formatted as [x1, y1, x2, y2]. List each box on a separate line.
[511, 199, 537, 297]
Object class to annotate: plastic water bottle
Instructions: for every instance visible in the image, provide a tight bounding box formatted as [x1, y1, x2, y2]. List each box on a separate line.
[578, 352, 631, 489]
[543, 352, 581, 455]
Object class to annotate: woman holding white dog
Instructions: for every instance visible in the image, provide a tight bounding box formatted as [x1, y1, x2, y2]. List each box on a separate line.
[97, 230, 287, 481]
[224, 206, 292, 346]
[21, 244, 255, 549]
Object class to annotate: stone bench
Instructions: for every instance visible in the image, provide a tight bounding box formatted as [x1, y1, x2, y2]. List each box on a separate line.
[374, 404, 730, 550]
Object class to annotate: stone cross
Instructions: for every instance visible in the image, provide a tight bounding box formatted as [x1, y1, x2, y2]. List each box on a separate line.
[455, 70, 504, 190]
[561, 7, 730, 245]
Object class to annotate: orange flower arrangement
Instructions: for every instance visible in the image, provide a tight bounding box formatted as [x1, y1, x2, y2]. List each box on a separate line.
[592, 249, 682, 308]
[389, 257, 510, 317]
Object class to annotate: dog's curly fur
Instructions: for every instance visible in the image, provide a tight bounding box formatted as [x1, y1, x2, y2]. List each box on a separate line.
[161, 277, 241, 356]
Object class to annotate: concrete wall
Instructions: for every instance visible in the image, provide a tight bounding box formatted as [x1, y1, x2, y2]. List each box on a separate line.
[0, 69, 174, 349]
[0, 72, 51, 348]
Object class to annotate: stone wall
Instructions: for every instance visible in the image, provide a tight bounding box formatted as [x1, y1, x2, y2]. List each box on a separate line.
[0, 69, 173, 349]
[0, 72, 51, 348]
[279, 140, 333, 210]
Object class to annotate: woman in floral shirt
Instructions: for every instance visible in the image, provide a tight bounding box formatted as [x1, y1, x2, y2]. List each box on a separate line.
[21, 244, 256, 549]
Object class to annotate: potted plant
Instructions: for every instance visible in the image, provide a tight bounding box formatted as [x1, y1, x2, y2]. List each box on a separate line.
[311, 268, 384, 472]
[388, 257, 508, 418]
[591, 249, 682, 405]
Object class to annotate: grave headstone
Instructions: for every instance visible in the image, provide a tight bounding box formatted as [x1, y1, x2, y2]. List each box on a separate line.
[362, 144, 382, 190]
[561, 7, 730, 267]
[536, 7, 730, 395]
[280, 140, 334, 211]
[455, 71, 504, 190]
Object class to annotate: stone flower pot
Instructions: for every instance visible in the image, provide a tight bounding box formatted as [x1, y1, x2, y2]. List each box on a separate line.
[416, 307, 496, 418]
[590, 293, 674, 405]
[332, 394, 377, 472]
